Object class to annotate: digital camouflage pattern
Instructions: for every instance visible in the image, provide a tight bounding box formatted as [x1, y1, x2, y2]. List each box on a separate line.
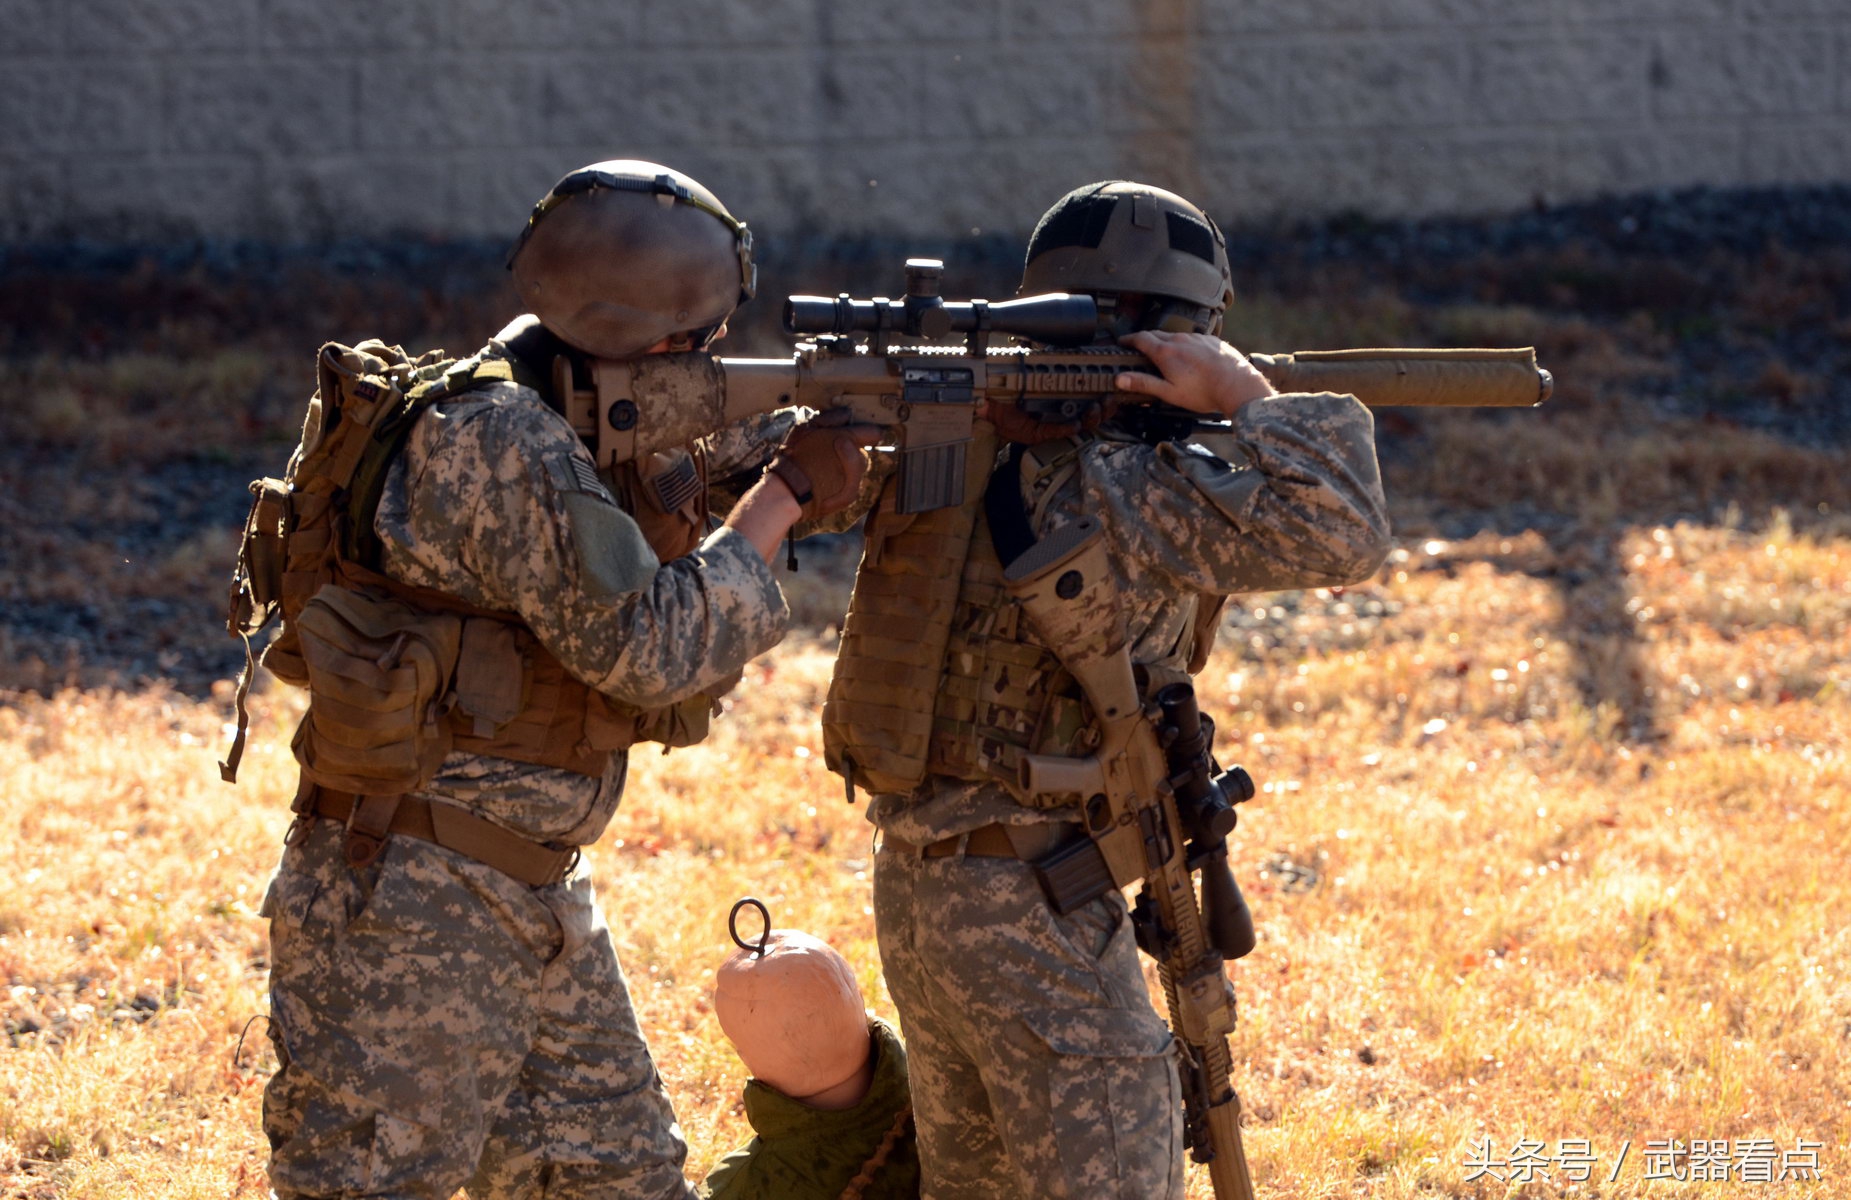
[264, 359, 792, 1199]
[867, 390, 1390, 1199]
[264, 821, 696, 1200]
[371, 377, 789, 844]
[873, 848, 1181, 1200]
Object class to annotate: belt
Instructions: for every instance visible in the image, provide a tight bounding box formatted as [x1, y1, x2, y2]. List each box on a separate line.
[884, 822, 1078, 860]
[298, 787, 579, 888]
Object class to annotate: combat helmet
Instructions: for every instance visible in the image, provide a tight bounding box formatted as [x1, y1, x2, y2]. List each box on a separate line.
[1019, 180, 1233, 338]
[507, 160, 756, 359]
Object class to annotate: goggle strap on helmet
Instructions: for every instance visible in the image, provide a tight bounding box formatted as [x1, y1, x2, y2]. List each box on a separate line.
[507, 167, 756, 302]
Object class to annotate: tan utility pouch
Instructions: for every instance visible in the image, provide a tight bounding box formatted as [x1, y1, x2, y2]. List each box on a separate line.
[290, 585, 464, 794]
[633, 669, 740, 750]
[230, 477, 291, 634]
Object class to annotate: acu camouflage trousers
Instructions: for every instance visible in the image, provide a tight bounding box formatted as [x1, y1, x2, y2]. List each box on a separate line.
[872, 840, 1184, 1200]
[261, 818, 696, 1200]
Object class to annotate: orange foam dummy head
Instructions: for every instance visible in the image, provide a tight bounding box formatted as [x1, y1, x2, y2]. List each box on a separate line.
[714, 929, 873, 1108]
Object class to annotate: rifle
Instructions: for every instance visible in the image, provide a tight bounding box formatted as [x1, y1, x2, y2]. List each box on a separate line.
[555, 261, 1548, 1197]
[564, 258, 1552, 510]
[1002, 518, 1262, 1200]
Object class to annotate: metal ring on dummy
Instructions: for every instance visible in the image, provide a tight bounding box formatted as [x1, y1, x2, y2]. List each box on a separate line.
[729, 896, 772, 958]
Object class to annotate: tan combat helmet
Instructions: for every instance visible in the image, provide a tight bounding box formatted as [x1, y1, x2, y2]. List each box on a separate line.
[507, 160, 756, 359]
[1018, 180, 1234, 338]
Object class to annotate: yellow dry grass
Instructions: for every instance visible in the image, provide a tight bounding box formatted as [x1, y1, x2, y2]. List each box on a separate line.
[5, 229, 1849, 1195]
[2, 508, 1846, 1199]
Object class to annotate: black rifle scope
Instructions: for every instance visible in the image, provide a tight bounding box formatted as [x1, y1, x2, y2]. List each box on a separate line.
[784, 257, 1099, 345]
[1155, 683, 1254, 845]
[1153, 682, 1257, 962]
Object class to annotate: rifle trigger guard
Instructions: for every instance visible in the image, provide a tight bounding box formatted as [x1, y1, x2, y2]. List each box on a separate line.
[729, 896, 772, 958]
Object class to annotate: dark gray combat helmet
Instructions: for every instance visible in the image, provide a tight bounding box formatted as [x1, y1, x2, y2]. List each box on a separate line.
[507, 160, 756, 359]
[1019, 181, 1234, 338]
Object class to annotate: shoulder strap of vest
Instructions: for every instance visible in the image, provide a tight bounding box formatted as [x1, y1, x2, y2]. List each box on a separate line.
[983, 444, 1035, 568]
[984, 435, 1091, 570]
[341, 349, 534, 570]
[342, 387, 446, 569]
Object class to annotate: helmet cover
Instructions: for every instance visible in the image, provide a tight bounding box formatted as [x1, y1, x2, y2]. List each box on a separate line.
[508, 160, 755, 359]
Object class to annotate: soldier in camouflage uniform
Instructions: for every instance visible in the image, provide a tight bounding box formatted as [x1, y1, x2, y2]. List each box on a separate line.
[827, 182, 1393, 1198]
[259, 162, 874, 1200]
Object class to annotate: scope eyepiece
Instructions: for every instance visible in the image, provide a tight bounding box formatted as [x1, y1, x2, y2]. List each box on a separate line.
[783, 294, 865, 336]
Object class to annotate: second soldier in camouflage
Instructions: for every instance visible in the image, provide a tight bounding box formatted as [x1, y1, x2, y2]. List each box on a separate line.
[824, 181, 1393, 1199]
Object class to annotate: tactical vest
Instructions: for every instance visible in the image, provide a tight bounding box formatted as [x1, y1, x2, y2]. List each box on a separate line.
[824, 433, 1225, 802]
[224, 338, 715, 793]
[920, 505, 1095, 786]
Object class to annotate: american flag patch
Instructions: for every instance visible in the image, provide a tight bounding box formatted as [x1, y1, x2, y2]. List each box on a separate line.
[565, 456, 616, 503]
[570, 457, 604, 492]
[651, 455, 703, 512]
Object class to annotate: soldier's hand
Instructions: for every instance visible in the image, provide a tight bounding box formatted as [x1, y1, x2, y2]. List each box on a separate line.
[1116, 331, 1277, 416]
[765, 408, 881, 522]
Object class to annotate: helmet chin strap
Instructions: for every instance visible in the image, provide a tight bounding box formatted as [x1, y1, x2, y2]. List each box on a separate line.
[664, 322, 726, 354]
[1146, 297, 1220, 335]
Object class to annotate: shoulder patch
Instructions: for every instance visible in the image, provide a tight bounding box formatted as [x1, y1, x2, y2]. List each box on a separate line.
[569, 455, 611, 498]
[562, 492, 659, 600]
[547, 452, 619, 506]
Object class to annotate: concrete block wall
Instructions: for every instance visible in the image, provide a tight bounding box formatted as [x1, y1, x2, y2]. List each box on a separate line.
[4, 0, 1848, 246]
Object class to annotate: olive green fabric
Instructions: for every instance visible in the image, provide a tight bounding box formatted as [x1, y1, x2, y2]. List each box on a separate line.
[701, 1019, 919, 1200]
[562, 489, 661, 600]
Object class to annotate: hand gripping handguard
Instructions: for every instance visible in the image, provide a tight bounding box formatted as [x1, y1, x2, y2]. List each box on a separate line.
[1003, 518, 1258, 1200]
[559, 259, 1551, 514]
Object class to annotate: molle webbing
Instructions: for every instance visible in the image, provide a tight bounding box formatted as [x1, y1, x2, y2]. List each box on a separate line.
[923, 512, 1091, 788]
[826, 432, 1218, 803]
[449, 628, 636, 777]
[241, 340, 647, 787]
[822, 426, 999, 794]
[822, 502, 980, 792]
[329, 558, 635, 778]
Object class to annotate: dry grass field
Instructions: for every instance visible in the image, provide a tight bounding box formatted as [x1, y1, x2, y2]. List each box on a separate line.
[2, 198, 1849, 1197]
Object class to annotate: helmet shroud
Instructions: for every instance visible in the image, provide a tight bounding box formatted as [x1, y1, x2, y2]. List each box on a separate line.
[1019, 180, 1233, 336]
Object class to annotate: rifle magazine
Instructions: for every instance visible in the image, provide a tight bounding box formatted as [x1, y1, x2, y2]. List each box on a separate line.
[1032, 836, 1118, 915]
[895, 441, 967, 514]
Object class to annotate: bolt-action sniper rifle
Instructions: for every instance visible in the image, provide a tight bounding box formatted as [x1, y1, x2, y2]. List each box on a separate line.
[563, 257, 1553, 517]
